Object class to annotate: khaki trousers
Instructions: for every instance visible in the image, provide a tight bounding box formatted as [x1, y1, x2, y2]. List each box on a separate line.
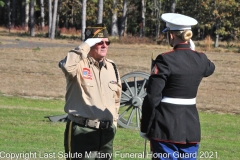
[64, 120, 116, 160]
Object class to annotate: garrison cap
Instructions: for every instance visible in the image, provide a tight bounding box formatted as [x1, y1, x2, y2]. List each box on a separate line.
[161, 13, 198, 32]
[84, 23, 108, 40]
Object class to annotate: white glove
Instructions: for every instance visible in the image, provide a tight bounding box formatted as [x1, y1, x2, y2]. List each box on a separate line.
[85, 38, 102, 47]
[189, 39, 195, 50]
[140, 132, 149, 141]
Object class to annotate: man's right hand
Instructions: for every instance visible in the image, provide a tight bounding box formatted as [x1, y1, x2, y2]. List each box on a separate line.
[85, 38, 102, 47]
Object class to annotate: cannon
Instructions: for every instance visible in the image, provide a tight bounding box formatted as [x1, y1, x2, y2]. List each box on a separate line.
[45, 71, 150, 130]
[117, 71, 149, 129]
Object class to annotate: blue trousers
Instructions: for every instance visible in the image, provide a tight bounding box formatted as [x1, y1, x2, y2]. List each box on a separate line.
[150, 140, 199, 160]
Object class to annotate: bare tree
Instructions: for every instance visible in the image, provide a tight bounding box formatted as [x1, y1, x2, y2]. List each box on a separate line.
[81, 0, 87, 41]
[214, 0, 219, 48]
[120, 0, 127, 36]
[140, 0, 145, 37]
[56, 0, 62, 37]
[25, 0, 29, 31]
[40, 0, 45, 29]
[97, 0, 103, 24]
[124, 17, 128, 36]
[154, 0, 161, 39]
[12, 0, 16, 27]
[170, 0, 176, 13]
[21, 1, 25, 29]
[30, 0, 35, 36]
[111, 0, 119, 36]
[6, 0, 11, 31]
[51, 0, 59, 39]
[48, 0, 52, 37]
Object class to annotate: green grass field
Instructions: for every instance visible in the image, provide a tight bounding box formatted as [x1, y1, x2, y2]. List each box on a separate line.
[0, 33, 240, 160]
[0, 95, 239, 160]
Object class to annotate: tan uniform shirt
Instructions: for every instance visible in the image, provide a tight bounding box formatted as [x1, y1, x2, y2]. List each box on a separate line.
[60, 43, 122, 126]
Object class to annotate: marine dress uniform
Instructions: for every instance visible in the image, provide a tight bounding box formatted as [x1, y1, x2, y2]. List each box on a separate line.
[59, 24, 122, 160]
[140, 13, 215, 160]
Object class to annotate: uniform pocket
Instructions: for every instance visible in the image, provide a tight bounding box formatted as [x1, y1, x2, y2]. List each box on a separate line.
[81, 81, 94, 97]
[108, 83, 118, 91]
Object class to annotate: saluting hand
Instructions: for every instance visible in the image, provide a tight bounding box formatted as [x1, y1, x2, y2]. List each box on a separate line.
[85, 38, 102, 47]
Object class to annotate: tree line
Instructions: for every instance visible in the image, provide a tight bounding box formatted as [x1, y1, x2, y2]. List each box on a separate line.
[0, 0, 239, 43]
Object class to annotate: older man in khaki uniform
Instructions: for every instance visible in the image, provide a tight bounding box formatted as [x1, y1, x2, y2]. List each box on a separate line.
[59, 23, 122, 160]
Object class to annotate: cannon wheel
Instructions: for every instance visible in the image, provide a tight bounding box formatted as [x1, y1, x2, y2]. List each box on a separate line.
[117, 71, 150, 129]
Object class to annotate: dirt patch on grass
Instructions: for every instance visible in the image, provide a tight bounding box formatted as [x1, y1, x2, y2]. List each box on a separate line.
[0, 35, 239, 114]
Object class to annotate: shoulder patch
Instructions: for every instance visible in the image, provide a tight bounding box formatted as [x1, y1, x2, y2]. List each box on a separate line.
[82, 68, 92, 80]
[151, 64, 159, 75]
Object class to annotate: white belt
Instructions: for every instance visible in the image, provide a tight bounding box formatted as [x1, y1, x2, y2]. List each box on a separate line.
[161, 96, 196, 105]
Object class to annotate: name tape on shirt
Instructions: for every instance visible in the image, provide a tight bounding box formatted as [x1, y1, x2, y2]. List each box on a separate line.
[83, 68, 92, 80]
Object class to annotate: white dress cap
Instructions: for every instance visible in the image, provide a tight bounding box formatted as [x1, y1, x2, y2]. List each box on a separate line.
[161, 13, 198, 31]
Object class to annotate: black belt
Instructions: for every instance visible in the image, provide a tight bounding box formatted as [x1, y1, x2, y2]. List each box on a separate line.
[73, 117, 111, 129]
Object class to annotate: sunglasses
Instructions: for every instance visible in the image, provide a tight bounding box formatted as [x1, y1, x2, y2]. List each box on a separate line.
[96, 41, 111, 46]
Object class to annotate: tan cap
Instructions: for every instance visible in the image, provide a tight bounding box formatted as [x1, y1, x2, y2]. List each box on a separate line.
[84, 23, 108, 40]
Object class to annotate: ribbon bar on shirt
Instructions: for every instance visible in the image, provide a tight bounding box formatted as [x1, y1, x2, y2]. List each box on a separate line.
[161, 96, 196, 105]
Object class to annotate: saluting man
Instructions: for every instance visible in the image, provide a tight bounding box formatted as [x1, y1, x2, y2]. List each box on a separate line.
[59, 23, 122, 160]
[140, 13, 215, 160]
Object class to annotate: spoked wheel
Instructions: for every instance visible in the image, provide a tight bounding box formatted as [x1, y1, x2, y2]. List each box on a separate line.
[117, 71, 150, 129]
